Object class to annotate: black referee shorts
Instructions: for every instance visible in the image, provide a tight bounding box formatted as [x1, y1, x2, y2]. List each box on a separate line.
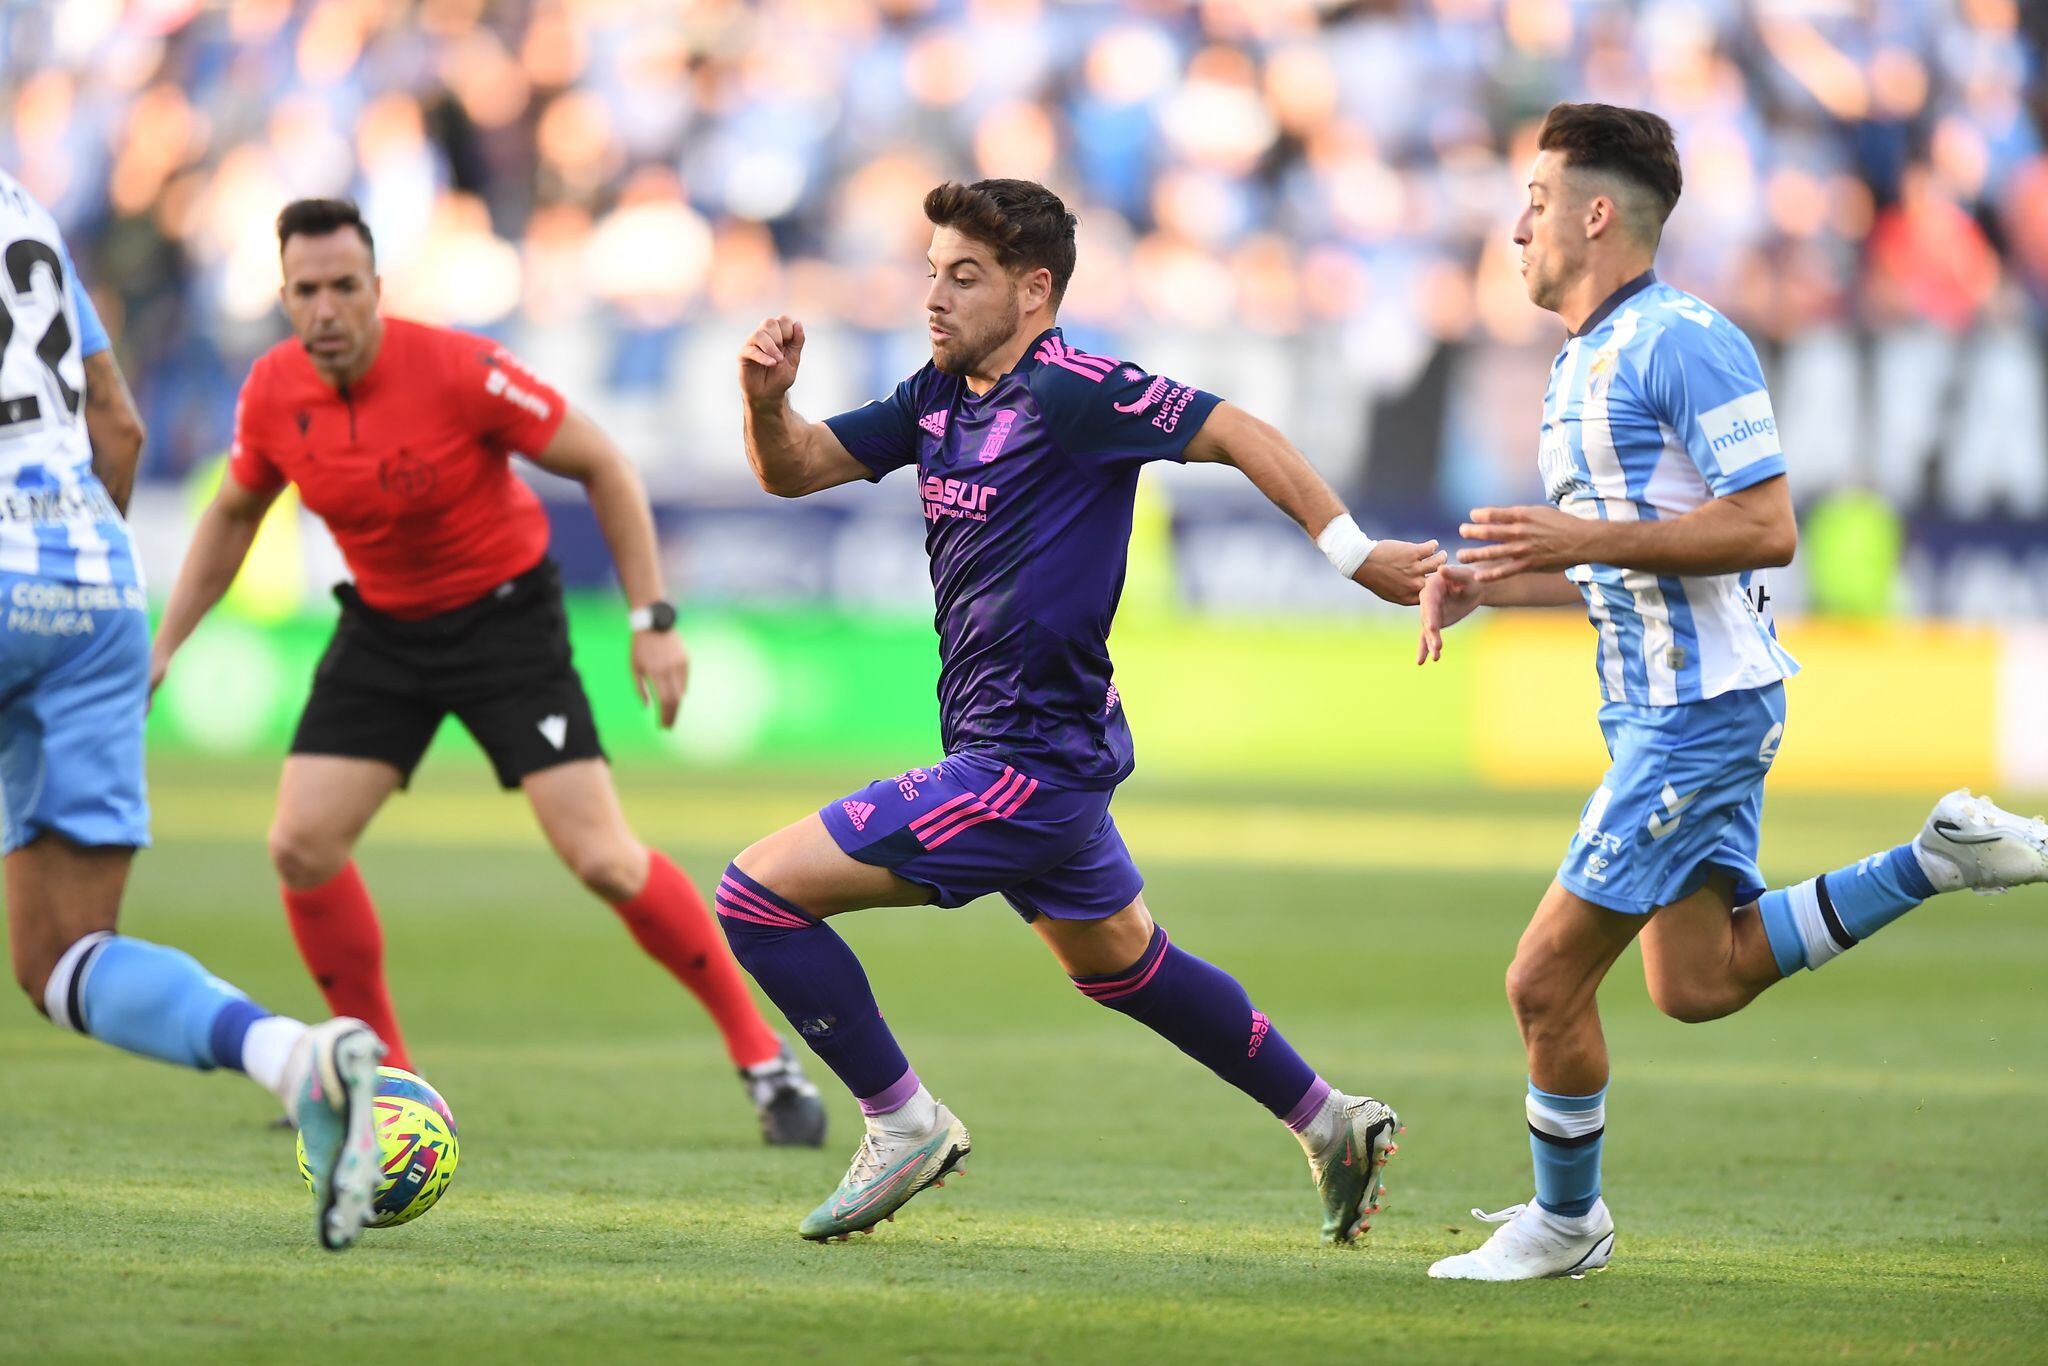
[291, 557, 606, 789]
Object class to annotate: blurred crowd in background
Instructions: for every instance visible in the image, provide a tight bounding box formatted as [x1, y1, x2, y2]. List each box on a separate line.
[3, 0, 2045, 615]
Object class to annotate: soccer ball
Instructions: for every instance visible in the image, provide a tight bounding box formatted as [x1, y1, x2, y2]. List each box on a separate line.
[296, 1065, 460, 1228]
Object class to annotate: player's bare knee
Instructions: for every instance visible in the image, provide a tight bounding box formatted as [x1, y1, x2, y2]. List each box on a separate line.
[267, 822, 347, 890]
[568, 840, 647, 902]
[1504, 955, 1558, 1028]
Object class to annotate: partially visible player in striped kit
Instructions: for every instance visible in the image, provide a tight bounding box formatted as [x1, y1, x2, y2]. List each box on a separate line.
[0, 168, 388, 1251]
[1419, 104, 2048, 1281]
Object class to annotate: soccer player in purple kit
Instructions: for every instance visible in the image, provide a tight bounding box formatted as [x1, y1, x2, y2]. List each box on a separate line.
[727, 178, 1446, 1243]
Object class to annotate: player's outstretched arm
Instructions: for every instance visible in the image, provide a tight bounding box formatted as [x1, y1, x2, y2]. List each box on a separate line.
[81, 351, 145, 516]
[528, 408, 690, 729]
[738, 315, 873, 498]
[1458, 476, 1796, 581]
[151, 473, 280, 693]
[1183, 401, 1445, 606]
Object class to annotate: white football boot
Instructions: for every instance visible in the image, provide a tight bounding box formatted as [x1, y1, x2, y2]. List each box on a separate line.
[288, 1017, 387, 1251]
[1913, 790, 2048, 895]
[1427, 1199, 1615, 1281]
[798, 1102, 970, 1241]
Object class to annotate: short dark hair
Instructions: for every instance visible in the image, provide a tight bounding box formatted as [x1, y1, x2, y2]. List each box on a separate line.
[1537, 103, 1683, 241]
[276, 198, 375, 260]
[923, 179, 1078, 307]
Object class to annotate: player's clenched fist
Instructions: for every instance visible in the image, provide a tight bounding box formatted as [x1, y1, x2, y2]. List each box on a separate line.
[738, 315, 805, 402]
[1353, 538, 1446, 607]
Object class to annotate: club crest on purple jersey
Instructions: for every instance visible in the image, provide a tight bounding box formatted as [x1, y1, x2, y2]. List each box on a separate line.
[977, 408, 1018, 463]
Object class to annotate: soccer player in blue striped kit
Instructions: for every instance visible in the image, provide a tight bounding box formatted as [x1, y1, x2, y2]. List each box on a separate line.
[729, 179, 1447, 1243]
[1419, 104, 2048, 1280]
[0, 169, 387, 1251]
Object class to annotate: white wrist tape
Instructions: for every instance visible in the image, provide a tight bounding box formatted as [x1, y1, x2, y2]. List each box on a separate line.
[1315, 513, 1378, 579]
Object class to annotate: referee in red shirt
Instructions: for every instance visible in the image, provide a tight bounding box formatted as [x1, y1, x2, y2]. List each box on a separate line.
[153, 199, 824, 1145]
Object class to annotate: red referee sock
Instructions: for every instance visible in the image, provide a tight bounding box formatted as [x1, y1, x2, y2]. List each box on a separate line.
[611, 851, 783, 1069]
[281, 861, 412, 1071]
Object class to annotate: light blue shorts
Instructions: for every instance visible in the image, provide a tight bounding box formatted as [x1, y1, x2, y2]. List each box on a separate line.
[1557, 683, 1784, 917]
[0, 573, 152, 854]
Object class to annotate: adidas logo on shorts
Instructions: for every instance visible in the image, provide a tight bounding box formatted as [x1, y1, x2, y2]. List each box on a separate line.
[842, 800, 876, 832]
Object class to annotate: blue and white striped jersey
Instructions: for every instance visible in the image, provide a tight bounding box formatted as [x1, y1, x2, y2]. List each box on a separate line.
[0, 169, 133, 589]
[1536, 272, 1798, 706]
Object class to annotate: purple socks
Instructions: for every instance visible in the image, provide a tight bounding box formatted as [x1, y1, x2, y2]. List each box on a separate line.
[714, 864, 914, 1112]
[717, 867, 1323, 1129]
[1072, 925, 1324, 1124]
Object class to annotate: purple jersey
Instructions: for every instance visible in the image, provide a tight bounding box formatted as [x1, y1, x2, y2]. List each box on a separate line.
[825, 327, 1221, 789]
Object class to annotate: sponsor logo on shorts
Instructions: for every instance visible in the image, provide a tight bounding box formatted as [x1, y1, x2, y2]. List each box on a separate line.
[1758, 722, 1783, 765]
[842, 799, 876, 832]
[537, 714, 568, 750]
[1104, 683, 1120, 715]
[921, 475, 999, 523]
[1577, 785, 1622, 881]
[1247, 1009, 1270, 1059]
[896, 767, 939, 801]
[1646, 783, 1696, 841]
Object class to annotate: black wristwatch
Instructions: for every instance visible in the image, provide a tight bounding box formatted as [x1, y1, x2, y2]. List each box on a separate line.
[628, 600, 677, 632]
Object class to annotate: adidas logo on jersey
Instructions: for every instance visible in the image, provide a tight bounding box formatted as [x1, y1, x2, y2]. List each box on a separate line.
[841, 800, 876, 832]
[918, 410, 948, 439]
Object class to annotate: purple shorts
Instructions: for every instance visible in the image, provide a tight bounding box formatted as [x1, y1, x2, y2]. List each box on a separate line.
[817, 752, 1143, 922]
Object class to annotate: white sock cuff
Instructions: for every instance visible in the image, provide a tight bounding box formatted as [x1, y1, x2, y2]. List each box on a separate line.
[868, 1084, 938, 1138]
[1526, 1091, 1606, 1140]
[1785, 877, 1847, 970]
[241, 1016, 310, 1102]
[42, 930, 115, 1032]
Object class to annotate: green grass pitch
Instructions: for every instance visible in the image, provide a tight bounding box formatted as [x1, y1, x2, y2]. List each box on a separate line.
[4, 759, 2044, 1363]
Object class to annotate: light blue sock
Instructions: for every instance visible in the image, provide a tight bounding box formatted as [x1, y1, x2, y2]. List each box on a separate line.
[1528, 1080, 1605, 1218]
[1757, 842, 1938, 976]
[43, 932, 269, 1072]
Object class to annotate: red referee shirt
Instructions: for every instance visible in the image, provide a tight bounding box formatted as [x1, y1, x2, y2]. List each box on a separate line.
[230, 317, 569, 619]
